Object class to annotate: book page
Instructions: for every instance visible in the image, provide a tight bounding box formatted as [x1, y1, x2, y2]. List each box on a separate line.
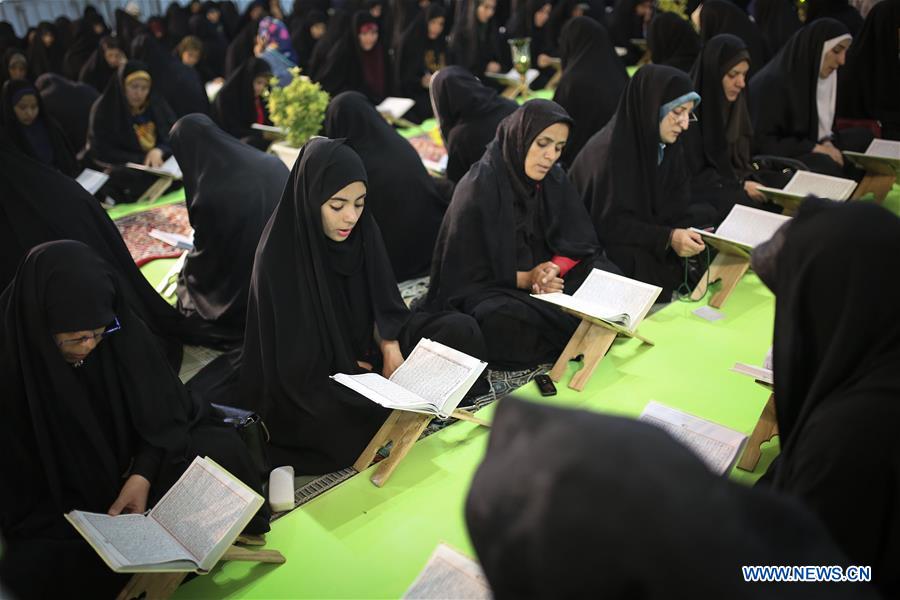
[75, 168, 109, 195]
[571, 269, 661, 329]
[867, 139, 900, 159]
[377, 97, 415, 120]
[149, 228, 194, 250]
[66, 512, 194, 570]
[782, 170, 856, 201]
[713, 205, 791, 249]
[731, 362, 773, 385]
[149, 457, 259, 569]
[403, 543, 492, 600]
[332, 372, 432, 413]
[639, 401, 746, 475]
[389, 339, 485, 414]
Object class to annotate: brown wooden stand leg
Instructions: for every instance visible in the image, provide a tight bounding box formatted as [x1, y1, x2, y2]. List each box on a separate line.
[737, 393, 779, 472]
[353, 410, 433, 487]
[549, 320, 619, 392]
[118, 573, 188, 600]
[138, 176, 174, 203]
[851, 172, 896, 204]
[690, 253, 750, 309]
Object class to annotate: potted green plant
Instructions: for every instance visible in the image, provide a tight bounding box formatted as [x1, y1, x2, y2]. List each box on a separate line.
[267, 67, 330, 167]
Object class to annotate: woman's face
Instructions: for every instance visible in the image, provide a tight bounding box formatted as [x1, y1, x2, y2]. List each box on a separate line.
[427, 16, 445, 40]
[181, 48, 200, 66]
[721, 60, 749, 102]
[252, 74, 269, 97]
[104, 47, 126, 69]
[321, 181, 367, 242]
[8, 60, 27, 81]
[53, 325, 106, 364]
[125, 78, 151, 110]
[13, 94, 39, 126]
[659, 100, 695, 144]
[477, 0, 497, 23]
[358, 28, 379, 51]
[41, 31, 55, 47]
[524, 122, 569, 181]
[311, 22, 326, 39]
[370, 4, 383, 18]
[820, 40, 850, 78]
[534, 4, 552, 29]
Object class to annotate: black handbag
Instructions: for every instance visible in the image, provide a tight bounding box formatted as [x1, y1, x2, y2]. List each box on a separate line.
[210, 403, 271, 483]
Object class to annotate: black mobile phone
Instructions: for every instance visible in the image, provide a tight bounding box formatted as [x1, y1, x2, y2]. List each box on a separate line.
[534, 374, 557, 397]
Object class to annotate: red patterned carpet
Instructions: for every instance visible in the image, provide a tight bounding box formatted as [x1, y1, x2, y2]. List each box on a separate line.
[114, 202, 191, 266]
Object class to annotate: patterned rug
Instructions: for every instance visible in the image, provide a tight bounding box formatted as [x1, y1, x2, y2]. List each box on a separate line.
[114, 202, 191, 266]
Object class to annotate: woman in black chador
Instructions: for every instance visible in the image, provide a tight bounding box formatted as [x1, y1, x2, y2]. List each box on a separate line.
[426, 100, 619, 370]
[0, 241, 270, 599]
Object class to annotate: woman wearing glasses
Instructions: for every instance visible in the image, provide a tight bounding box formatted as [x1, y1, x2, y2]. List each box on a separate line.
[0, 240, 269, 599]
[570, 64, 706, 301]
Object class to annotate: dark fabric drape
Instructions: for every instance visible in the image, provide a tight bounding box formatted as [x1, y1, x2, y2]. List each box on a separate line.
[27, 22, 65, 79]
[212, 56, 272, 146]
[130, 33, 210, 118]
[291, 9, 327, 72]
[35, 72, 99, 154]
[62, 12, 108, 80]
[752, 0, 801, 61]
[315, 11, 392, 103]
[647, 11, 701, 73]
[171, 114, 286, 342]
[552, 16, 628, 166]
[806, 0, 864, 35]
[78, 36, 125, 93]
[448, 0, 510, 77]
[429, 65, 518, 182]
[467, 398, 880, 599]
[394, 3, 447, 118]
[754, 199, 900, 599]
[608, 0, 648, 65]
[698, 0, 767, 77]
[325, 91, 447, 281]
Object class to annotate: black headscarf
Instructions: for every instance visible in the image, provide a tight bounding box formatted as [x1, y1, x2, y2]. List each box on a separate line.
[0, 240, 198, 529]
[325, 91, 447, 281]
[448, 0, 509, 76]
[27, 22, 65, 79]
[170, 114, 286, 339]
[836, 0, 900, 133]
[752, 0, 801, 61]
[236, 137, 410, 473]
[569, 65, 696, 257]
[466, 398, 879, 599]
[698, 0, 767, 77]
[0, 134, 189, 366]
[61, 12, 108, 80]
[315, 11, 391, 103]
[78, 35, 124, 93]
[291, 8, 327, 71]
[427, 99, 599, 308]
[686, 34, 753, 183]
[429, 65, 518, 182]
[130, 33, 210, 118]
[86, 60, 177, 166]
[1, 48, 27, 88]
[35, 72, 99, 154]
[189, 11, 227, 77]
[1, 79, 79, 177]
[806, 0, 864, 35]
[608, 0, 649, 64]
[212, 56, 271, 140]
[394, 3, 447, 98]
[308, 9, 351, 80]
[552, 16, 628, 166]
[748, 18, 850, 157]
[115, 8, 147, 50]
[547, 0, 607, 48]
[754, 200, 900, 597]
[167, 1, 192, 42]
[647, 11, 701, 73]
[507, 0, 556, 60]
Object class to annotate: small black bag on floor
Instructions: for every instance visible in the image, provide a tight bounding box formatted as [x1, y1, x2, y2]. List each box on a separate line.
[210, 403, 271, 483]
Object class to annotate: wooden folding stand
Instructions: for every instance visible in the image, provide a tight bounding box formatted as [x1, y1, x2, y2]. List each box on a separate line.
[690, 238, 751, 309]
[737, 381, 778, 472]
[549, 310, 654, 392]
[845, 153, 898, 205]
[117, 543, 286, 600]
[137, 174, 175, 203]
[354, 409, 490, 487]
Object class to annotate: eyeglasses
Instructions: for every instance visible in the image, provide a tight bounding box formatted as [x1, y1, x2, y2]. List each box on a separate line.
[670, 109, 699, 124]
[56, 317, 121, 348]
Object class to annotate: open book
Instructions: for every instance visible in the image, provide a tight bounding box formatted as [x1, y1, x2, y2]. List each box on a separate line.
[126, 155, 183, 180]
[251, 123, 287, 136]
[639, 401, 748, 475]
[484, 68, 539, 87]
[844, 138, 900, 174]
[377, 97, 416, 121]
[76, 168, 109, 195]
[691, 205, 791, 256]
[757, 170, 857, 203]
[731, 362, 773, 386]
[403, 543, 492, 600]
[331, 339, 487, 419]
[149, 228, 194, 251]
[205, 79, 223, 101]
[532, 268, 662, 333]
[65, 456, 263, 573]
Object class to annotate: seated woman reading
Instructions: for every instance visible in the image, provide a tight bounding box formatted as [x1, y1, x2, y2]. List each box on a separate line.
[0, 240, 269, 599]
[570, 65, 706, 300]
[212, 56, 273, 150]
[194, 138, 486, 474]
[426, 100, 619, 370]
[86, 60, 177, 203]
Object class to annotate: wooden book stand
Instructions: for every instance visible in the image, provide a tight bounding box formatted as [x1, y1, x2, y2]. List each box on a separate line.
[690, 238, 751, 309]
[737, 383, 779, 472]
[137, 175, 175, 203]
[549, 310, 654, 392]
[117, 542, 286, 600]
[354, 409, 490, 487]
[845, 153, 898, 205]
